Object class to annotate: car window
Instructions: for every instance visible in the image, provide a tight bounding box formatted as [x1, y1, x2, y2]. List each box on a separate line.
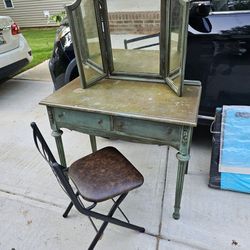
[212, 0, 250, 11]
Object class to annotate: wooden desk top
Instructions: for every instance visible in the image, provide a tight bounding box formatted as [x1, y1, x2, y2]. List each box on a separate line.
[40, 78, 201, 126]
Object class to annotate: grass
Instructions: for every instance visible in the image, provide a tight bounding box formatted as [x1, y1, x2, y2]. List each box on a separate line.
[20, 27, 57, 72]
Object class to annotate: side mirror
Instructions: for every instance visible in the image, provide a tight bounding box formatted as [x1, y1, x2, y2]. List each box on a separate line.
[190, 1, 211, 18]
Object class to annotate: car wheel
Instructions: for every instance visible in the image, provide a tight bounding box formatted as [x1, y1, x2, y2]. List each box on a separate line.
[69, 66, 79, 82]
[64, 58, 79, 84]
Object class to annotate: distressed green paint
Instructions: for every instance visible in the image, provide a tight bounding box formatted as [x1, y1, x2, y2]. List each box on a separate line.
[52, 107, 182, 149]
[89, 135, 97, 152]
[173, 126, 193, 219]
[47, 107, 67, 167]
[54, 108, 111, 131]
[113, 116, 182, 149]
[41, 79, 201, 219]
[41, 78, 201, 126]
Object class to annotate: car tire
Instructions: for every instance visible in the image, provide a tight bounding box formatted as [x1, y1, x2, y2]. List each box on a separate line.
[64, 58, 79, 84]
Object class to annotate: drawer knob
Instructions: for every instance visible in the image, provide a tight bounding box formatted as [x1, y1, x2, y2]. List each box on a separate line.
[117, 122, 124, 130]
[58, 113, 64, 118]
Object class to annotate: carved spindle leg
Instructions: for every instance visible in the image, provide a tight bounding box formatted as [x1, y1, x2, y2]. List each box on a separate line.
[52, 129, 67, 167]
[173, 152, 190, 219]
[173, 126, 192, 219]
[47, 107, 67, 167]
[89, 135, 97, 152]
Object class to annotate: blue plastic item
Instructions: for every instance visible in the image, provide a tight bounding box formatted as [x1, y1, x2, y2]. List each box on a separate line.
[221, 172, 250, 193]
[219, 106, 250, 193]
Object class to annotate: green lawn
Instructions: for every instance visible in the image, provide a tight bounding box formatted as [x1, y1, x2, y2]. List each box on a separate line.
[21, 27, 57, 72]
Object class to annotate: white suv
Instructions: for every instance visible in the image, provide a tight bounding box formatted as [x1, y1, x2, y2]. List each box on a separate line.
[0, 16, 32, 80]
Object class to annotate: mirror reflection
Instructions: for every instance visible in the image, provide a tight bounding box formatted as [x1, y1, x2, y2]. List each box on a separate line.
[106, 0, 161, 75]
[78, 0, 104, 83]
[169, 0, 183, 75]
[66, 0, 190, 95]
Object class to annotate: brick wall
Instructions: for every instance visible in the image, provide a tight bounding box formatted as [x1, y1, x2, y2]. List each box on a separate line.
[108, 11, 160, 34]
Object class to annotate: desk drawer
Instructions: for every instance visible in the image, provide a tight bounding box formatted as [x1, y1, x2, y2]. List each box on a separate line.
[113, 116, 181, 147]
[53, 108, 111, 132]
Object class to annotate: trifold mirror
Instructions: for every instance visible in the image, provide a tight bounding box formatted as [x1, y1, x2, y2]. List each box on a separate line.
[65, 0, 190, 96]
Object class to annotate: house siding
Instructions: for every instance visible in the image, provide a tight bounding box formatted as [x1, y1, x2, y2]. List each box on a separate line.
[0, 0, 169, 33]
[0, 0, 73, 27]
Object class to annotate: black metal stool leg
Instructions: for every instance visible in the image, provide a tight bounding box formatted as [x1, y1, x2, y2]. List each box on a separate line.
[63, 201, 74, 218]
[88, 193, 126, 250]
[112, 198, 130, 223]
[88, 221, 108, 249]
[63, 191, 81, 218]
[88, 193, 144, 250]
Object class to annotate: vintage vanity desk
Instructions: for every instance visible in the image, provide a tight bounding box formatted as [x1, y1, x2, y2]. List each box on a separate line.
[40, 0, 201, 219]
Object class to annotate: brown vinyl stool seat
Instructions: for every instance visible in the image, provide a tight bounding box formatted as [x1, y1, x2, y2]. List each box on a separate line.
[69, 147, 144, 202]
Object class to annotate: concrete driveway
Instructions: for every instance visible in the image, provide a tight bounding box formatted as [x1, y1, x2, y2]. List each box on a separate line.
[0, 62, 250, 250]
